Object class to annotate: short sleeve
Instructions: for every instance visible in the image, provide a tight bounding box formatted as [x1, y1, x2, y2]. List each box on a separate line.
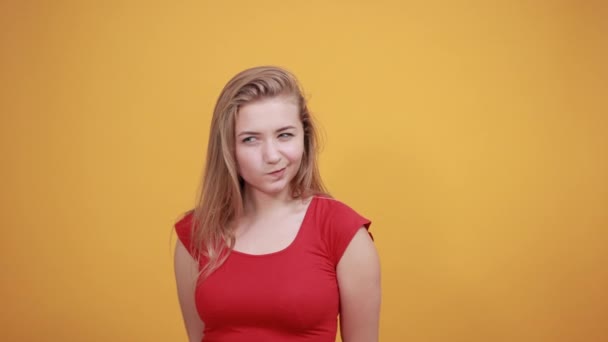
[323, 199, 372, 266]
[174, 210, 196, 258]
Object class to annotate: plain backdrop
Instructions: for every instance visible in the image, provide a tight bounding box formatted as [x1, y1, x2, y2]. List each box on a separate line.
[1, 1, 607, 341]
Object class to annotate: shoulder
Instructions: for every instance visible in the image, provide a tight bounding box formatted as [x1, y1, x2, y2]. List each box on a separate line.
[175, 210, 194, 237]
[174, 210, 196, 256]
[311, 196, 372, 265]
[313, 195, 371, 229]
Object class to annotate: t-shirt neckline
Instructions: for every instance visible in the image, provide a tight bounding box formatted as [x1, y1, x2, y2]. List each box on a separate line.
[230, 196, 317, 258]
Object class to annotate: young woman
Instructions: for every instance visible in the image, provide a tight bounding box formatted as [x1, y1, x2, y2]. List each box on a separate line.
[174, 66, 380, 342]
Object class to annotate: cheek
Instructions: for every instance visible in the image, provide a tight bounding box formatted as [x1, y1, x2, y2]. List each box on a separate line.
[235, 148, 257, 173]
[285, 142, 305, 163]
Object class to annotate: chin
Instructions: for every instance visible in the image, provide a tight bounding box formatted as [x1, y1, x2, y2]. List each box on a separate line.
[257, 178, 293, 196]
[263, 184, 290, 196]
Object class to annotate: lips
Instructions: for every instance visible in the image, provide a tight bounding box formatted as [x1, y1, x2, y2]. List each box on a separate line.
[268, 167, 286, 175]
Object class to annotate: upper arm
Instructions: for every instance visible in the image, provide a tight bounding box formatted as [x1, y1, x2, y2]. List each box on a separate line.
[174, 239, 205, 342]
[337, 227, 381, 342]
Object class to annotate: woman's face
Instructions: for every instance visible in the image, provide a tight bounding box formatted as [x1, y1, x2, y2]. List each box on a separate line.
[234, 95, 304, 198]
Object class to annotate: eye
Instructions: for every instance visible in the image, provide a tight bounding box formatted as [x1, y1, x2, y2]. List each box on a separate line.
[242, 136, 257, 143]
[278, 132, 294, 139]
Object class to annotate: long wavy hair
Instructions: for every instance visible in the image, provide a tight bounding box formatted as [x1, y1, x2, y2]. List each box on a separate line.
[190, 65, 328, 278]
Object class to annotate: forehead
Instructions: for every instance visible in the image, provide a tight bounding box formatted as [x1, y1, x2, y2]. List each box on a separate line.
[236, 96, 300, 131]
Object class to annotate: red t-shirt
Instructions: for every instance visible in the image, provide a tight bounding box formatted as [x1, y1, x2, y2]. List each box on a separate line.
[175, 196, 372, 342]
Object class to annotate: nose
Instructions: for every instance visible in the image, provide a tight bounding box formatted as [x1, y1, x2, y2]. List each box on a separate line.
[262, 140, 281, 164]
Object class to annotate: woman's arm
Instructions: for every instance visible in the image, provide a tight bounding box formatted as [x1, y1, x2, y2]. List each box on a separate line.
[174, 240, 205, 342]
[337, 227, 381, 342]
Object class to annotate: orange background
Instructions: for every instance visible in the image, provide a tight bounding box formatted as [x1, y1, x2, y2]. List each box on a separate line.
[1, 1, 607, 341]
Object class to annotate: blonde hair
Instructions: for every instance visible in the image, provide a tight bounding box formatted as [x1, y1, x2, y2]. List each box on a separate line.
[190, 65, 328, 278]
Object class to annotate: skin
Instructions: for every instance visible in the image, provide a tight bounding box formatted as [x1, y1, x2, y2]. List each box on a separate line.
[232, 95, 309, 254]
[174, 95, 381, 341]
[174, 242, 205, 342]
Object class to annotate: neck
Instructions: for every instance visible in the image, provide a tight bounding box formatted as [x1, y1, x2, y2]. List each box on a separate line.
[242, 187, 295, 219]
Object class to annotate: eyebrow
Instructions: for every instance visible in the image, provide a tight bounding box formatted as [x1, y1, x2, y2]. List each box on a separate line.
[237, 125, 296, 137]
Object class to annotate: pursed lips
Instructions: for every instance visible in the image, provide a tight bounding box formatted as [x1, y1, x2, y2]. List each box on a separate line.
[267, 167, 286, 174]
